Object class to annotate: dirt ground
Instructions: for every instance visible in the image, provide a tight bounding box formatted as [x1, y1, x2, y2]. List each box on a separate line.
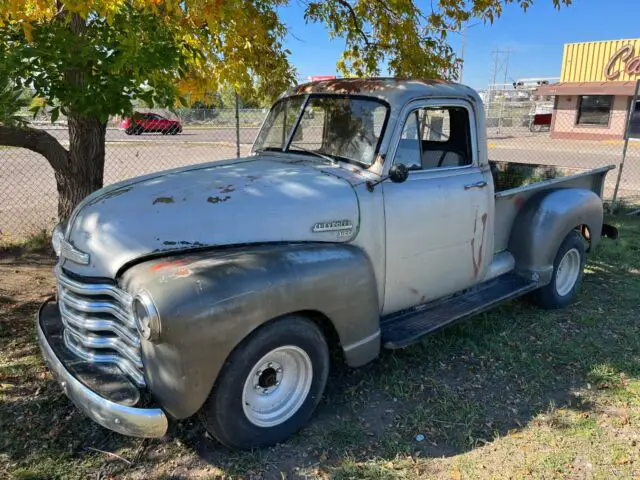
[2, 216, 640, 479]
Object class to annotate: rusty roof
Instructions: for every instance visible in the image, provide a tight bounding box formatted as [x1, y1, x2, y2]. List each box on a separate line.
[284, 77, 480, 105]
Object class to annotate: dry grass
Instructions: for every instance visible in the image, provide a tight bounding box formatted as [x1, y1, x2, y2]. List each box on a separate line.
[2, 215, 640, 479]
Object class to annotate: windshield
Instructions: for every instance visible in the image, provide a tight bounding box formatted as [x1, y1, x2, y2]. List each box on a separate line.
[253, 95, 388, 166]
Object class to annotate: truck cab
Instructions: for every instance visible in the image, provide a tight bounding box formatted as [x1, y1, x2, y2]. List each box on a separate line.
[38, 78, 616, 449]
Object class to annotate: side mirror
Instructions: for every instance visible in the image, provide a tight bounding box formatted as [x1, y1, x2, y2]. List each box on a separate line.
[389, 163, 409, 183]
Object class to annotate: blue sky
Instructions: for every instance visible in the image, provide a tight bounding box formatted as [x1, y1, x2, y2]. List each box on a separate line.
[278, 0, 640, 90]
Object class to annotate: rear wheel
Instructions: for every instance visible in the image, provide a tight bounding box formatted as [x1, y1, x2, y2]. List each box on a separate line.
[530, 231, 586, 309]
[200, 316, 329, 449]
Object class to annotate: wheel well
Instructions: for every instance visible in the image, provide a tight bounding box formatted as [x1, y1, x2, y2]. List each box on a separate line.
[292, 310, 345, 364]
[577, 224, 592, 251]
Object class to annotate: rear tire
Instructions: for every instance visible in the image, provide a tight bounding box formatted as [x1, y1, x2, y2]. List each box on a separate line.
[200, 316, 329, 449]
[530, 231, 586, 309]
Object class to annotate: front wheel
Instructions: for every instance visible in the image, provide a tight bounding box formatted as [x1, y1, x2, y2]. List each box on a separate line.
[530, 231, 586, 309]
[200, 316, 329, 449]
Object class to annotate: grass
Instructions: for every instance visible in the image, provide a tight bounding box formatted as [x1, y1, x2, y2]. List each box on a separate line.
[1, 215, 640, 478]
[0, 229, 54, 255]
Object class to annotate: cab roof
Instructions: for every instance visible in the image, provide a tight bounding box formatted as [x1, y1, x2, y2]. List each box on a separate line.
[285, 77, 480, 106]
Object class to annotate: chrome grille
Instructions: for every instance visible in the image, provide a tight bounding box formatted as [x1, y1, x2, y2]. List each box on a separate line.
[56, 265, 145, 386]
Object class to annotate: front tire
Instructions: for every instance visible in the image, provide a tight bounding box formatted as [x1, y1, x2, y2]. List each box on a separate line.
[200, 316, 329, 449]
[531, 231, 586, 309]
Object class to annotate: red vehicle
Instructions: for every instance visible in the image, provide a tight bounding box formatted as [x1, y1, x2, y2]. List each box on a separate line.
[120, 112, 183, 135]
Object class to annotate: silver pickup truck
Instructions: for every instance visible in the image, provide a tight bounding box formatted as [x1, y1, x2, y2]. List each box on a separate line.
[38, 78, 618, 449]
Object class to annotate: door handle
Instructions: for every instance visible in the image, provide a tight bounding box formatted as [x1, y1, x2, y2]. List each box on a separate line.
[464, 181, 488, 190]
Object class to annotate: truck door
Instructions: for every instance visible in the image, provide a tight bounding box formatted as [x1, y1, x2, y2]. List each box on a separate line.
[381, 100, 493, 315]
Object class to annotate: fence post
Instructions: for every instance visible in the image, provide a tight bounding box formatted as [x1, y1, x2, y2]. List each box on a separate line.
[235, 91, 240, 158]
[611, 80, 640, 212]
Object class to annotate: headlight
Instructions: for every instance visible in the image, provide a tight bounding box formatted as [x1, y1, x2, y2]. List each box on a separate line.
[133, 290, 161, 342]
[51, 223, 65, 257]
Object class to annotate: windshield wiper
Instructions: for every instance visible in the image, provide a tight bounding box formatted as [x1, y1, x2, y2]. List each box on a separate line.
[287, 145, 338, 165]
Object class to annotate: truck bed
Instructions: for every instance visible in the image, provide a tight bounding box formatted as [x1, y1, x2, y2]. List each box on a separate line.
[491, 160, 615, 252]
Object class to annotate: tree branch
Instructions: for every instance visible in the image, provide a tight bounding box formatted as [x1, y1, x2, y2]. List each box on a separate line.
[0, 124, 69, 171]
[334, 0, 370, 46]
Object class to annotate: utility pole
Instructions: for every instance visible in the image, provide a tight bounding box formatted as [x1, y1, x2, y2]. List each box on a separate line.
[489, 48, 511, 134]
[458, 22, 480, 83]
[459, 28, 467, 82]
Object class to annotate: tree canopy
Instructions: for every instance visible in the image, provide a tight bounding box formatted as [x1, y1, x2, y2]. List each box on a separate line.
[0, 0, 571, 220]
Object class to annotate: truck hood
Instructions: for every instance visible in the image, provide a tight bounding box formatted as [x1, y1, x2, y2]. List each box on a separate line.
[62, 154, 366, 278]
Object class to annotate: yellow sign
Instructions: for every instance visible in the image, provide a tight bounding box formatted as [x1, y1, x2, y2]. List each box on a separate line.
[560, 39, 640, 83]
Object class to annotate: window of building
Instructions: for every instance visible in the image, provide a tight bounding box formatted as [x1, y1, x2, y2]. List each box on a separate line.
[629, 98, 640, 139]
[576, 95, 613, 126]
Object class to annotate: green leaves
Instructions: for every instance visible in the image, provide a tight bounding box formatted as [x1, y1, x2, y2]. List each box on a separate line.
[304, 0, 571, 81]
[0, 0, 572, 127]
[50, 106, 60, 124]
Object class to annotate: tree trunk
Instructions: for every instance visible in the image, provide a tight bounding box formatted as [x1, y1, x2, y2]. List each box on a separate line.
[56, 116, 106, 219]
[0, 120, 107, 222]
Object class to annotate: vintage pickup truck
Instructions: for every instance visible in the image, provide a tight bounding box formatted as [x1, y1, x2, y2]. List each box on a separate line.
[38, 78, 618, 449]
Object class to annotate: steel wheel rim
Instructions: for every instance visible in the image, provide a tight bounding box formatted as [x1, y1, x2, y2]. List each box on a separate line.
[555, 248, 581, 296]
[242, 345, 313, 428]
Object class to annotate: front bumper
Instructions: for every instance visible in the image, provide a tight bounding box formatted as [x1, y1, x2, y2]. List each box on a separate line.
[36, 298, 168, 438]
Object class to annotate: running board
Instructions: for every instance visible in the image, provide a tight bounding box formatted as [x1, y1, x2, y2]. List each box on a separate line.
[380, 273, 538, 349]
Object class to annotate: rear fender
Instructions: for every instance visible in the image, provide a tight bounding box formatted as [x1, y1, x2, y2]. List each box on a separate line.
[508, 188, 603, 284]
[120, 243, 380, 419]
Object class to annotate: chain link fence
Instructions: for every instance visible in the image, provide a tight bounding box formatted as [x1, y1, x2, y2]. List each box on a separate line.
[1, 96, 639, 242]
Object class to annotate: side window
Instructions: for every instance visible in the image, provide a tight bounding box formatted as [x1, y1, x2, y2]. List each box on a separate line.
[394, 106, 473, 171]
[394, 112, 422, 170]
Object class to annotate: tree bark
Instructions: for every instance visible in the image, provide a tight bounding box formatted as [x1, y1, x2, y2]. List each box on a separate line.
[0, 124, 69, 172]
[50, 12, 107, 220]
[57, 116, 106, 219]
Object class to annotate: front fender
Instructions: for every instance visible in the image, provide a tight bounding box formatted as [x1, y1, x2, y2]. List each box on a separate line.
[508, 188, 603, 284]
[120, 243, 380, 419]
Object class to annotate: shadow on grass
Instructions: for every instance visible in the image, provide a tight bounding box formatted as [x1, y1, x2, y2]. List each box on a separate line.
[178, 216, 640, 477]
[3, 216, 640, 479]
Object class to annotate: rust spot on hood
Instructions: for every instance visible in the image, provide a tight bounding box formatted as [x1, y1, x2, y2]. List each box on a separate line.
[153, 196, 174, 205]
[207, 196, 231, 204]
[150, 259, 188, 272]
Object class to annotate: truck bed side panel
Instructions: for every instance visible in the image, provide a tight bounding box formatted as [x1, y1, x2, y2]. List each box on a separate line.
[493, 161, 613, 252]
